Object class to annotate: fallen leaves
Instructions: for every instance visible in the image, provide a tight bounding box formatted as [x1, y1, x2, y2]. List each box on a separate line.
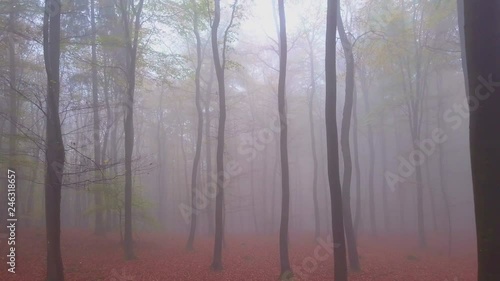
[0, 230, 476, 280]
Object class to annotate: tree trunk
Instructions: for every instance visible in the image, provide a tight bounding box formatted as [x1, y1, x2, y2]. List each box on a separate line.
[359, 69, 377, 237]
[205, 65, 215, 236]
[306, 35, 320, 239]
[251, 152, 259, 233]
[338, 9, 361, 271]
[424, 144, 438, 233]
[43, 1, 65, 278]
[326, 0, 348, 280]
[271, 140, 279, 233]
[437, 95, 452, 256]
[186, 0, 204, 250]
[210, 0, 226, 271]
[156, 93, 165, 227]
[90, 0, 105, 236]
[120, 0, 144, 260]
[380, 114, 390, 232]
[277, 0, 292, 278]
[462, 1, 500, 279]
[352, 87, 362, 236]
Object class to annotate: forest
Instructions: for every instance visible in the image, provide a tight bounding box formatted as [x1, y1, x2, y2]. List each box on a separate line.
[0, 0, 499, 280]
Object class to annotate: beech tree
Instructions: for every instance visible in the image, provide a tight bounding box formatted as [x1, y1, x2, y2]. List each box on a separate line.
[210, 0, 239, 270]
[338, 5, 360, 271]
[277, 0, 292, 279]
[43, 0, 65, 279]
[325, 0, 348, 280]
[186, 0, 203, 251]
[117, 0, 145, 260]
[462, 0, 500, 279]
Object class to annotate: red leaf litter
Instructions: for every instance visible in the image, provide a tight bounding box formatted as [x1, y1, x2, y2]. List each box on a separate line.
[0, 229, 476, 280]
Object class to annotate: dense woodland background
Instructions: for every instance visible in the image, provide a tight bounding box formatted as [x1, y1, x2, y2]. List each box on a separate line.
[0, 0, 497, 280]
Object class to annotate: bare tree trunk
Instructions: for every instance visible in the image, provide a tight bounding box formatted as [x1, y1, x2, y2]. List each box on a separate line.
[43, 1, 65, 278]
[306, 35, 320, 239]
[359, 69, 377, 237]
[326, 0, 348, 280]
[437, 95, 452, 256]
[271, 140, 279, 233]
[277, 0, 292, 278]
[90, 0, 105, 236]
[251, 153, 259, 233]
[119, 0, 144, 260]
[186, 0, 204, 250]
[205, 66, 215, 236]
[338, 9, 360, 271]
[156, 93, 165, 227]
[352, 87, 362, 236]
[380, 114, 390, 232]
[462, 2, 500, 277]
[425, 145, 438, 233]
[210, 0, 226, 270]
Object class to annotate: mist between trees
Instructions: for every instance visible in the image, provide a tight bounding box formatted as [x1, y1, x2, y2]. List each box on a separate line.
[0, 0, 498, 280]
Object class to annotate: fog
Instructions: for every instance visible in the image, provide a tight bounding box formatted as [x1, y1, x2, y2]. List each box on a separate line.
[1, 0, 493, 280]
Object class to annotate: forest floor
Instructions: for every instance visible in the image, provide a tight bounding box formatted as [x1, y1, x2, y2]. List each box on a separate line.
[0, 229, 476, 281]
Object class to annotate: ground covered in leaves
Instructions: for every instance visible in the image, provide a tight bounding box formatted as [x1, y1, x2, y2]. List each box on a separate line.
[1, 229, 476, 280]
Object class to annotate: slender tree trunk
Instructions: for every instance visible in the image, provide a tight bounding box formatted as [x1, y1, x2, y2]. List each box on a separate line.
[179, 119, 190, 206]
[462, 2, 500, 278]
[338, 9, 360, 271]
[277, 0, 292, 278]
[425, 146, 438, 233]
[437, 95, 452, 256]
[271, 140, 279, 233]
[412, 132, 425, 248]
[90, 0, 105, 236]
[326, 0, 348, 280]
[306, 36, 320, 239]
[251, 152, 259, 233]
[319, 115, 331, 235]
[205, 66, 215, 236]
[156, 93, 165, 226]
[120, 0, 144, 260]
[352, 86, 362, 236]
[43, 1, 65, 278]
[186, 1, 204, 250]
[261, 146, 269, 233]
[359, 69, 377, 237]
[380, 114, 390, 232]
[211, 0, 226, 270]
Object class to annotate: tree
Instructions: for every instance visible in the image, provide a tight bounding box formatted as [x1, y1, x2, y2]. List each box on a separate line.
[437, 92, 452, 256]
[90, 0, 105, 236]
[117, 0, 145, 260]
[338, 6, 360, 271]
[210, 0, 239, 270]
[358, 66, 376, 237]
[43, 0, 65, 278]
[305, 17, 321, 240]
[276, 0, 292, 279]
[186, 0, 203, 251]
[462, 0, 500, 279]
[325, 0, 348, 280]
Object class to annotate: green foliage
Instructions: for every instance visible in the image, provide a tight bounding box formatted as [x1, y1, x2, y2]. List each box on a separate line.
[85, 173, 159, 229]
